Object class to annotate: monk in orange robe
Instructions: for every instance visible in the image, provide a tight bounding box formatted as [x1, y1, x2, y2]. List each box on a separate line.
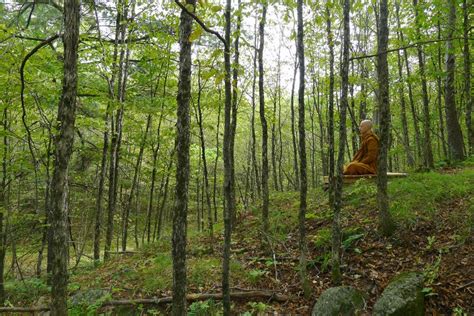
[344, 120, 379, 175]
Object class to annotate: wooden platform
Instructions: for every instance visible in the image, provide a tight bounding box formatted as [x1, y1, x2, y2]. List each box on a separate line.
[323, 172, 408, 185]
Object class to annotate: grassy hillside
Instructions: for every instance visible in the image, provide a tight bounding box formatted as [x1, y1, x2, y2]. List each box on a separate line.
[6, 162, 473, 315]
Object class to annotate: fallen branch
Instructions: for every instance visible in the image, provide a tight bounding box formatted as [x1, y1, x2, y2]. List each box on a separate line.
[0, 291, 288, 313]
[101, 291, 288, 307]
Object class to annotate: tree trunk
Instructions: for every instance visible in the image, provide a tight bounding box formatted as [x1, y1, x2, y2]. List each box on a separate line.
[213, 99, 222, 222]
[104, 0, 129, 261]
[290, 54, 300, 190]
[94, 111, 109, 263]
[326, 3, 335, 206]
[394, 1, 414, 167]
[376, 0, 396, 237]
[444, 0, 465, 161]
[0, 107, 8, 303]
[296, 0, 310, 297]
[332, 0, 350, 285]
[172, 1, 195, 314]
[195, 61, 214, 240]
[436, 21, 448, 159]
[463, 0, 472, 155]
[49, 0, 80, 313]
[251, 16, 261, 198]
[222, 0, 234, 313]
[122, 115, 151, 251]
[258, 1, 269, 235]
[413, 0, 434, 169]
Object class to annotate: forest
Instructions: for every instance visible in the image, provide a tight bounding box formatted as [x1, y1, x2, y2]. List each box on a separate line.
[0, 0, 472, 314]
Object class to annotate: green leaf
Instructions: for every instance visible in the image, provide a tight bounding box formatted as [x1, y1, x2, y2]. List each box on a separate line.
[211, 5, 222, 12]
[189, 27, 203, 42]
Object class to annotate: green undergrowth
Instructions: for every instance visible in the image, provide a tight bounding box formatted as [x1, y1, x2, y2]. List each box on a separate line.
[342, 166, 473, 226]
[5, 165, 472, 312]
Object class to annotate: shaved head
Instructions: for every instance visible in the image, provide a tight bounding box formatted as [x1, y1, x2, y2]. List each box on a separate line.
[359, 120, 373, 134]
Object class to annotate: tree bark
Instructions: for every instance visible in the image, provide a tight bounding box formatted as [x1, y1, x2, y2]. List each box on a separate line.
[122, 114, 151, 251]
[376, 0, 396, 237]
[0, 107, 8, 303]
[413, 0, 434, 169]
[444, 0, 465, 161]
[94, 111, 109, 263]
[49, 0, 80, 313]
[172, 0, 195, 314]
[290, 53, 300, 190]
[104, 0, 129, 261]
[332, 0, 350, 285]
[395, 1, 414, 167]
[258, 1, 269, 235]
[296, 0, 310, 297]
[222, 0, 234, 312]
[463, 0, 472, 155]
[326, 3, 336, 206]
[195, 61, 213, 240]
[251, 16, 261, 198]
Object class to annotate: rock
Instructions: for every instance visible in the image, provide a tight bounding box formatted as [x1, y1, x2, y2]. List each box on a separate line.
[373, 272, 424, 316]
[312, 286, 366, 316]
[70, 288, 111, 308]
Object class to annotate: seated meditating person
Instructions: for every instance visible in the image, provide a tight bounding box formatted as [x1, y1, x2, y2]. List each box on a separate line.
[343, 120, 379, 175]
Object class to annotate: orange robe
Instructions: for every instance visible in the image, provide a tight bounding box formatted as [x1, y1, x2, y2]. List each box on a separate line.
[343, 131, 379, 175]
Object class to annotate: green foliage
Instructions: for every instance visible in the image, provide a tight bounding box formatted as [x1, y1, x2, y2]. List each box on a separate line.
[143, 254, 173, 292]
[69, 289, 112, 316]
[5, 278, 50, 303]
[247, 269, 267, 285]
[246, 301, 269, 314]
[188, 299, 222, 316]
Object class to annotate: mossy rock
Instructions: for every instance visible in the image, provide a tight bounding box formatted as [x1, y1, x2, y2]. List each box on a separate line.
[311, 286, 366, 316]
[373, 272, 424, 316]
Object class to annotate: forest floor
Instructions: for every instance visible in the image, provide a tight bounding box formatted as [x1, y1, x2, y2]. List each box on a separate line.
[6, 160, 474, 315]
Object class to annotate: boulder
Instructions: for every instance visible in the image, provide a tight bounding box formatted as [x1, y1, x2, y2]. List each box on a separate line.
[373, 272, 424, 316]
[312, 286, 366, 316]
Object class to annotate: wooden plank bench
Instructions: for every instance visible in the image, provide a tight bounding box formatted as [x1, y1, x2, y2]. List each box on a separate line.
[323, 172, 408, 188]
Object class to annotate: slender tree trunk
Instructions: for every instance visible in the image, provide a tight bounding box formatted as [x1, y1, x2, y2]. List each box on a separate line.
[444, 0, 465, 161]
[104, 0, 129, 261]
[251, 16, 261, 198]
[376, 0, 396, 237]
[271, 87, 279, 191]
[413, 0, 434, 169]
[394, 1, 414, 167]
[195, 61, 214, 240]
[49, 0, 80, 313]
[94, 111, 109, 263]
[0, 107, 8, 303]
[222, 0, 234, 312]
[463, 0, 472, 155]
[290, 54, 300, 190]
[230, 0, 241, 224]
[172, 1, 195, 314]
[296, 0, 310, 297]
[258, 1, 269, 234]
[122, 115, 151, 251]
[146, 103, 166, 243]
[213, 99, 222, 222]
[326, 4, 335, 205]
[332, 0, 350, 285]
[436, 21, 448, 159]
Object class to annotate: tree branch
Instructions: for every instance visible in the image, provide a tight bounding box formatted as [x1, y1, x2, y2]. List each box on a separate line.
[350, 37, 473, 61]
[20, 33, 61, 167]
[173, 0, 227, 49]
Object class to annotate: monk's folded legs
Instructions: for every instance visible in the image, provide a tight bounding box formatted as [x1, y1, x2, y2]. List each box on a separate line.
[343, 162, 376, 175]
